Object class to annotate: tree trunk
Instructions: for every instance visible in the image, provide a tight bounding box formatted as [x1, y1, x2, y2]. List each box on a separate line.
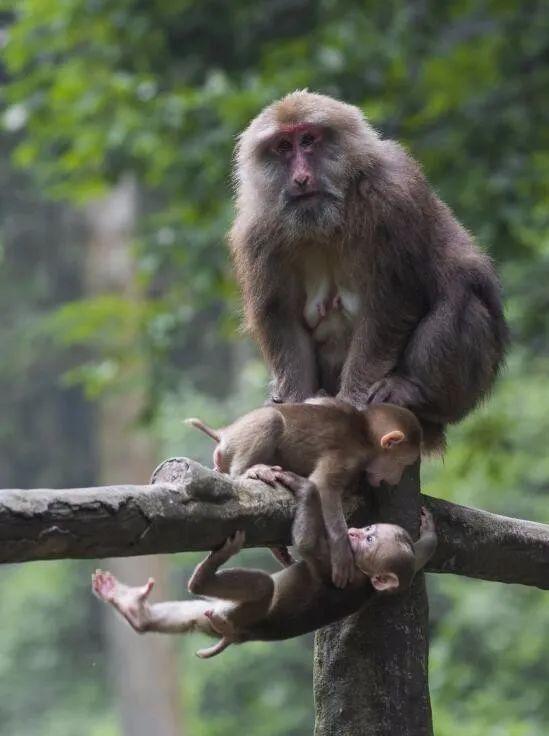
[314, 464, 433, 736]
[85, 178, 183, 736]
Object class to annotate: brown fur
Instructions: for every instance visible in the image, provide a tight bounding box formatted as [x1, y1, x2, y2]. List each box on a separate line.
[93, 482, 437, 656]
[189, 400, 421, 588]
[229, 91, 508, 452]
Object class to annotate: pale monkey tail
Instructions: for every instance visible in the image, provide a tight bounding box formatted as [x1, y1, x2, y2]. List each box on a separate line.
[185, 417, 220, 442]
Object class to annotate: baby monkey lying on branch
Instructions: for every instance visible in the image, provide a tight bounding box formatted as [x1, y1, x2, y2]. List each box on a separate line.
[93, 474, 436, 658]
[187, 398, 421, 587]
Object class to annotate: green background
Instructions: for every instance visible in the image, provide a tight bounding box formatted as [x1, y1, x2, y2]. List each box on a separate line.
[0, 1, 548, 734]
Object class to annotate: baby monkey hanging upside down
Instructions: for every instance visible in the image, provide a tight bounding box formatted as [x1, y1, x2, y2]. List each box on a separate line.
[93, 473, 437, 658]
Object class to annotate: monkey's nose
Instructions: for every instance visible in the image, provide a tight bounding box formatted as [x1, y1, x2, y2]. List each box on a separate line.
[294, 174, 310, 189]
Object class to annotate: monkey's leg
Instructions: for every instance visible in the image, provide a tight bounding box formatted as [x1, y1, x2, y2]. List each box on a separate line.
[401, 290, 504, 421]
[227, 410, 285, 477]
[309, 457, 355, 589]
[188, 532, 274, 606]
[338, 319, 403, 406]
[367, 289, 504, 449]
[92, 570, 216, 635]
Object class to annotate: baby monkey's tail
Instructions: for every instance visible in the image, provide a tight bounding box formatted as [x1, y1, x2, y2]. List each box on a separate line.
[185, 417, 220, 442]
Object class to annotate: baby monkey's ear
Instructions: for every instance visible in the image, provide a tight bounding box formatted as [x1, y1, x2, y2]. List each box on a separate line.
[370, 572, 399, 592]
[380, 430, 405, 449]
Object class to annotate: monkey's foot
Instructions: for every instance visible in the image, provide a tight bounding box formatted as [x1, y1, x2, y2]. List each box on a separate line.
[209, 530, 246, 564]
[204, 608, 235, 637]
[244, 464, 283, 486]
[92, 570, 154, 632]
[366, 375, 425, 408]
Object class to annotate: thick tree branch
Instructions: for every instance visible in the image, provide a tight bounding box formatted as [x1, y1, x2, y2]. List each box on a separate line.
[0, 457, 548, 592]
[425, 496, 549, 588]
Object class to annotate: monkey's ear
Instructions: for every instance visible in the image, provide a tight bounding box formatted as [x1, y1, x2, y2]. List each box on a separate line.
[370, 572, 399, 592]
[380, 430, 405, 449]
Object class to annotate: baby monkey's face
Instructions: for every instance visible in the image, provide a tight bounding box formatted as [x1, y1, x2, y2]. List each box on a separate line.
[348, 523, 401, 569]
[347, 523, 413, 592]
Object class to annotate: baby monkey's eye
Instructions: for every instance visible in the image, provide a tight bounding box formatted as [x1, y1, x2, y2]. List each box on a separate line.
[366, 535, 375, 543]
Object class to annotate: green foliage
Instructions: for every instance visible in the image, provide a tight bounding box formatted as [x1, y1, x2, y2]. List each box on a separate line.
[1, 0, 549, 734]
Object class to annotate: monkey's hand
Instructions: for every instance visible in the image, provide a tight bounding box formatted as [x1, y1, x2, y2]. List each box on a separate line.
[366, 375, 425, 409]
[331, 540, 355, 589]
[414, 507, 437, 571]
[244, 464, 283, 486]
[273, 469, 315, 498]
[420, 506, 435, 536]
[92, 570, 154, 633]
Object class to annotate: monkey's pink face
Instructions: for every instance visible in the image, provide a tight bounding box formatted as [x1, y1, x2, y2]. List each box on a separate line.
[262, 122, 345, 230]
[269, 124, 323, 200]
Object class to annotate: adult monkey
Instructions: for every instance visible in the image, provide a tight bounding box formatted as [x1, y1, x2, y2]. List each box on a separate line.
[229, 91, 508, 451]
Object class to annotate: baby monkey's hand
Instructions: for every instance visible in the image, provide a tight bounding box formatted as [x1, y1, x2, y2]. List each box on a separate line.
[419, 506, 435, 536]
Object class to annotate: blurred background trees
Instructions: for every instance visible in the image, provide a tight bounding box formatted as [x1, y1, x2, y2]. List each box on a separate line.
[0, 1, 547, 734]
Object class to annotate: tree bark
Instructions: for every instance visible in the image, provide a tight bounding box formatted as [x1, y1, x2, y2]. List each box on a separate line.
[314, 464, 432, 736]
[1, 457, 548, 591]
[84, 177, 183, 736]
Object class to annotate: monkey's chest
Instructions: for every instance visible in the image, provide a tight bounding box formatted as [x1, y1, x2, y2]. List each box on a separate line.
[302, 260, 360, 344]
[302, 258, 359, 391]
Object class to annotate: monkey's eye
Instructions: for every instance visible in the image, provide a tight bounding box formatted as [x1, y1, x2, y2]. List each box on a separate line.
[366, 535, 375, 543]
[300, 132, 316, 147]
[275, 139, 292, 154]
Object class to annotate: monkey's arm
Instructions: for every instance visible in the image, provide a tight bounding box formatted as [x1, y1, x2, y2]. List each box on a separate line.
[259, 317, 318, 403]
[337, 317, 409, 407]
[308, 457, 355, 588]
[274, 471, 332, 579]
[237, 251, 318, 402]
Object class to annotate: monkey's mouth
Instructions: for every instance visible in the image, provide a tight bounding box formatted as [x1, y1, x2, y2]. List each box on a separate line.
[290, 191, 323, 202]
[287, 190, 336, 209]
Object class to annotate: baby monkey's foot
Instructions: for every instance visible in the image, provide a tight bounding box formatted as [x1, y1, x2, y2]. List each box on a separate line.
[92, 570, 154, 633]
[244, 464, 283, 486]
[209, 530, 246, 563]
[204, 608, 234, 637]
[196, 611, 235, 659]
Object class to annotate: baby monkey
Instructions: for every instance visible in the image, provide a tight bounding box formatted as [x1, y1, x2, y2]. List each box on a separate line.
[93, 473, 436, 658]
[187, 398, 421, 587]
